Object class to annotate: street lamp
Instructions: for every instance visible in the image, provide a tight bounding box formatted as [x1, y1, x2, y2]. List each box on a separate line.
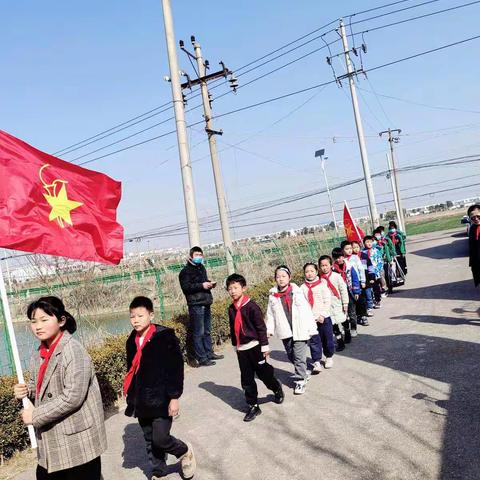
[315, 149, 339, 235]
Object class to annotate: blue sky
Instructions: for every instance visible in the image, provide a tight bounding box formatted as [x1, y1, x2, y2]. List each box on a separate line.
[2, 0, 480, 250]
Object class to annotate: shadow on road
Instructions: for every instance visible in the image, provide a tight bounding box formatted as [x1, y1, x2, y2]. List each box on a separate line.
[391, 314, 480, 326]
[412, 238, 468, 260]
[122, 422, 182, 478]
[394, 279, 477, 301]
[339, 333, 480, 480]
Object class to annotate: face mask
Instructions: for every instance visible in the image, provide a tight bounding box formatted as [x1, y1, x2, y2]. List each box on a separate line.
[389, 228, 396, 233]
[192, 257, 204, 265]
[375, 235, 381, 241]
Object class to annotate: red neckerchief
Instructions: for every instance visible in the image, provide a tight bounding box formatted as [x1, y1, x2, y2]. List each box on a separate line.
[476, 225, 480, 240]
[273, 284, 293, 312]
[37, 332, 64, 396]
[304, 278, 322, 307]
[390, 232, 399, 245]
[124, 324, 156, 395]
[321, 272, 340, 299]
[333, 261, 347, 283]
[233, 295, 250, 347]
[365, 247, 372, 258]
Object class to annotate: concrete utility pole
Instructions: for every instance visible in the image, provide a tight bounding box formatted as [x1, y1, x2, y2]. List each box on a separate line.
[160, 0, 201, 246]
[380, 128, 405, 232]
[337, 19, 379, 228]
[386, 152, 403, 232]
[315, 149, 339, 235]
[180, 36, 237, 275]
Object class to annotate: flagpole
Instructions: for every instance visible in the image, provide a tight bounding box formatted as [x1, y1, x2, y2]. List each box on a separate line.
[345, 201, 364, 244]
[0, 260, 37, 449]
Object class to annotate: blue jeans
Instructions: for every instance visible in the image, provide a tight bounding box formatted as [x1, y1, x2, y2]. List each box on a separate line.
[317, 317, 335, 358]
[308, 334, 322, 363]
[188, 305, 213, 362]
[364, 287, 374, 309]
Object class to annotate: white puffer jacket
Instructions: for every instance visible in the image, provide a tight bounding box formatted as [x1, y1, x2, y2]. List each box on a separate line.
[266, 283, 318, 341]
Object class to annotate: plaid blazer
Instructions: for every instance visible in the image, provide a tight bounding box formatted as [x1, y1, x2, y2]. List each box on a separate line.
[27, 332, 107, 473]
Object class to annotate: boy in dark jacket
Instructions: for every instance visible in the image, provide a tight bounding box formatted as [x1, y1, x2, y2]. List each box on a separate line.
[226, 274, 284, 422]
[124, 296, 196, 480]
[179, 246, 223, 367]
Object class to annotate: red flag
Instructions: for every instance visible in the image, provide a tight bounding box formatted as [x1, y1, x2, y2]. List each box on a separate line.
[343, 202, 365, 243]
[0, 130, 123, 264]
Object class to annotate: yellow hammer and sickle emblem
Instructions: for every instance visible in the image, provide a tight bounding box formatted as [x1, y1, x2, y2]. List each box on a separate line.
[39, 164, 83, 228]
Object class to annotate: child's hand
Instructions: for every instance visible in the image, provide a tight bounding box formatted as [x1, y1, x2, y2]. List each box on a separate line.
[263, 351, 270, 359]
[317, 316, 325, 324]
[361, 283, 366, 289]
[168, 399, 180, 417]
[342, 305, 348, 314]
[21, 399, 34, 425]
[13, 383, 28, 400]
[354, 295, 359, 301]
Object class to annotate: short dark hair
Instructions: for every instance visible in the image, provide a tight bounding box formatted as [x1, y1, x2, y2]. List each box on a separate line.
[378, 225, 385, 232]
[189, 246, 203, 257]
[129, 296, 154, 312]
[340, 240, 352, 249]
[226, 273, 247, 288]
[467, 204, 480, 216]
[27, 296, 77, 334]
[389, 221, 398, 229]
[275, 265, 291, 278]
[373, 227, 381, 235]
[303, 262, 318, 272]
[363, 235, 374, 242]
[331, 247, 343, 259]
[319, 255, 332, 265]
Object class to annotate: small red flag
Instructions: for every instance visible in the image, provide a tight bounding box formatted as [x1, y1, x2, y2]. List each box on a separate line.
[343, 202, 365, 243]
[0, 130, 123, 264]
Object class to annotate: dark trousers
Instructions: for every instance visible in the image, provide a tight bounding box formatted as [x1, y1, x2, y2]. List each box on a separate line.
[188, 304, 213, 362]
[317, 317, 335, 358]
[308, 334, 322, 363]
[237, 344, 280, 406]
[356, 291, 367, 318]
[138, 416, 188, 477]
[373, 279, 382, 303]
[36, 457, 101, 480]
[397, 254, 407, 275]
[347, 293, 358, 330]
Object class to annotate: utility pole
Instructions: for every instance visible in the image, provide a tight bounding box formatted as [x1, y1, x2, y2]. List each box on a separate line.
[380, 128, 405, 232]
[160, 0, 200, 246]
[386, 152, 403, 232]
[315, 149, 338, 235]
[337, 19, 379, 228]
[180, 36, 237, 275]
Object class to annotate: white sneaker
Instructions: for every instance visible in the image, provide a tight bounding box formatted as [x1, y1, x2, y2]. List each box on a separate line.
[367, 309, 374, 317]
[294, 381, 306, 395]
[381, 292, 388, 298]
[324, 357, 334, 369]
[351, 329, 358, 338]
[311, 361, 322, 374]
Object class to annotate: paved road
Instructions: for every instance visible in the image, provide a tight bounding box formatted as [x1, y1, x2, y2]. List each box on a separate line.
[14, 230, 480, 480]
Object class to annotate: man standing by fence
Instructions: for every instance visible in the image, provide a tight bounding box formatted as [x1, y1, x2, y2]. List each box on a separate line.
[179, 246, 224, 366]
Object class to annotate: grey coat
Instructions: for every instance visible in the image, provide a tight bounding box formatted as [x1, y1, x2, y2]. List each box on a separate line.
[27, 332, 107, 473]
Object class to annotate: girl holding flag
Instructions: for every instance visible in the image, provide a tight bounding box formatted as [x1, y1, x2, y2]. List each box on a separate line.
[266, 265, 317, 395]
[13, 296, 106, 479]
[300, 262, 331, 374]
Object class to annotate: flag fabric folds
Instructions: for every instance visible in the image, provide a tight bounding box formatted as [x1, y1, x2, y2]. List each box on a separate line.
[343, 202, 365, 243]
[0, 129, 123, 264]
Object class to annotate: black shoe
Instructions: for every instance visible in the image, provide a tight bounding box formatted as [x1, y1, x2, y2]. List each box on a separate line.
[243, 405, 261, 422]
[198, 359, 216, 367]
[209, 353, 224, 360]
[336, 337, 345, 352]
[344, 330, 352, 344]
[274, 385, 285, 404]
